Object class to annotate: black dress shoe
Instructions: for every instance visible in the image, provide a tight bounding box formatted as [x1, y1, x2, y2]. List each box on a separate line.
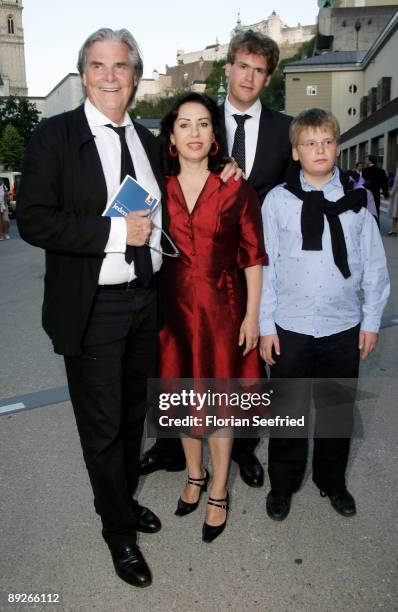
[202, 493, 229, 543]
[175, 469, 210, 516]
[236, 454, 264, 487]
[132, 501, 162, 533]
[320, 488, 356, 517]
[110, 543, 152, 587]
[266, 490, 292, 521]
[140, 447, 186, 475]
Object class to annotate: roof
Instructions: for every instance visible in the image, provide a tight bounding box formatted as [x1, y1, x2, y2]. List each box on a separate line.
[286, 50, 367, 68]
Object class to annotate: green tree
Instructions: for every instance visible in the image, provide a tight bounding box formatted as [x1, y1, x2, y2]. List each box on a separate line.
[205, 60, 227, 100]
[130, 93, 182, 119]
[0, 124, 25, 170]
[0, 96, 40, 145]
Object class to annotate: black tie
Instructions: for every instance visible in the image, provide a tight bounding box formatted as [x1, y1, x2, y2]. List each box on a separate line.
[231, 114, 251, 173]
[107, 125, 153, 286]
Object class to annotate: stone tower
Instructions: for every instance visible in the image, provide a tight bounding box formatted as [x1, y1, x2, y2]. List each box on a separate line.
[0, 0, 27, 96]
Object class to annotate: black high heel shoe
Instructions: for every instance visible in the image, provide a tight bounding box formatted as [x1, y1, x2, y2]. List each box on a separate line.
[202, 493, 229, 543]
[175, 468, 210, 516]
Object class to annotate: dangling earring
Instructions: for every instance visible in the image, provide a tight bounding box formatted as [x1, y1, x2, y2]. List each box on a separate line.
[169, 143, 178, 157]
[210, 140, 219, 156]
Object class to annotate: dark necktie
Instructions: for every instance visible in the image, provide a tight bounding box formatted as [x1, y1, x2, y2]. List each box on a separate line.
[231, 114, 251, 173]
[107, 125, 153, 286]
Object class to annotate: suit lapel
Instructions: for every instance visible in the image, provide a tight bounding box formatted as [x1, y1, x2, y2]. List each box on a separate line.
[68, 106, 108, 214]
[248, 104, 270, 184]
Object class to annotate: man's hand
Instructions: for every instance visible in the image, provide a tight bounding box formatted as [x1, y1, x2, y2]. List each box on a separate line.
[239, 315, 259, 356]
[220, 158, 244, 182]
[259, 334, 280, 365]
[358, 330, 379, 360]
[125, 210, 152, 246]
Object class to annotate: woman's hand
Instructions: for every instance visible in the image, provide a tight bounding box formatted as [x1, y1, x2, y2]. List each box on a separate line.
[220, 158, 244, 182]
[239, 315, 259, 356]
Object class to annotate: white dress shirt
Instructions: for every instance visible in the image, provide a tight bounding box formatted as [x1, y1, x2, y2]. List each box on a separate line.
[84, 98, 162, 285]
[259, 167, 390, 337]
[224, 97, 262, 178]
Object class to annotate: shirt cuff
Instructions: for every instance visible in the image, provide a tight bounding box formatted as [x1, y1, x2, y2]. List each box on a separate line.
[104, 217, 127, 253]
[360, 316, 381, 333]
[259, 319, 277, 336]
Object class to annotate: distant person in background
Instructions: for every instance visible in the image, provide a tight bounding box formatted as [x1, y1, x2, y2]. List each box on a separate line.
[363, 155, 389, 225]
[349, 161, 364, 184]
[387, 162, 398, 236]
[0, 179, 10, 241]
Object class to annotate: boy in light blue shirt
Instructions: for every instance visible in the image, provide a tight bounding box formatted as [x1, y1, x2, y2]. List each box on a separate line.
[259, 108, 390, 521]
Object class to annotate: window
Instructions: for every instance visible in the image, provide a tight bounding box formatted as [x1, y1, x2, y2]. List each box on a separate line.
[8, 16, 14, 34]
[348, 107, 357, 116]
[348, 84, 357, 93]
[306, 85, 317, 96]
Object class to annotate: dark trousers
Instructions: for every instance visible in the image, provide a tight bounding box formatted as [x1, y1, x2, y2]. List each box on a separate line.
[64, 284, 158, 547]
[268, 324, 360, 494]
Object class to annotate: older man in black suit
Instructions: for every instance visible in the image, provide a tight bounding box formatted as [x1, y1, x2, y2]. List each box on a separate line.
[18, 28, 166, 589]
[141, 30, 294, 489]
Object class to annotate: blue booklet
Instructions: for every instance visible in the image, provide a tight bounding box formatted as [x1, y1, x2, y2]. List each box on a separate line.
[104, 175, 160, 217]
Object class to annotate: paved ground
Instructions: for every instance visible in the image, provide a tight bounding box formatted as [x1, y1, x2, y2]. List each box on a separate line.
[0, 216, 397, 612]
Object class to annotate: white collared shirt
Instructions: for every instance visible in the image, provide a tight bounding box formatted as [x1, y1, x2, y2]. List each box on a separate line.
[224, 97, 262, 178]
[84, 98, 162, 285]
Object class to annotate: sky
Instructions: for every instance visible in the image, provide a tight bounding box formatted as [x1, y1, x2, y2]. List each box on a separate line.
[23, 0, 319, 96]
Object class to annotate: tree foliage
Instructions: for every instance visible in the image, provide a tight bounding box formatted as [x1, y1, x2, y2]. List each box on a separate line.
[130, 93, 182, 119]
[0, 124, 25, 170]
[205, 60, 227, 100]
[0, 96, 40, 145]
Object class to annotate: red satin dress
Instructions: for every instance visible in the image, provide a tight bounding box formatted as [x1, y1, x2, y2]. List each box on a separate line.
[159, 173, 267, 380]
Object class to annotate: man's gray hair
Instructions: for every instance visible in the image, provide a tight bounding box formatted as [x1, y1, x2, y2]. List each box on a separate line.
[77, 28, 144, 81]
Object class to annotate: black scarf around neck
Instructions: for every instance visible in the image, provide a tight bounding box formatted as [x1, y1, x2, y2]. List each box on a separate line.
[283, 168, 367, 279]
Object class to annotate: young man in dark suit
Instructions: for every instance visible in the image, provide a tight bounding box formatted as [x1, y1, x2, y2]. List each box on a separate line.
[362, 154, 389, 224]
[17, 28, 166, 589]
[140, 30, 294, 489]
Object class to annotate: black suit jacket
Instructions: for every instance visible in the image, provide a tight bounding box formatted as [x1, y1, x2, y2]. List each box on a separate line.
[362, 165, 389, 199]
[219, 102, 296, 204]
[17, 104, 166, 356]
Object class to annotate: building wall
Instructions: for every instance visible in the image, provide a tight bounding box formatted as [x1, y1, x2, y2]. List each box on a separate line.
[44, 74, 83, 118]
[285, 71, 332, 116]
[318, 5, 397, 52]
[334, 1, 398, 7]
[363, 29, 398, 99]
[0, 0, 27, 95]
[331, 70, 364, 132]
[136, 72, 172, 101]
[166, 61, 214, 91]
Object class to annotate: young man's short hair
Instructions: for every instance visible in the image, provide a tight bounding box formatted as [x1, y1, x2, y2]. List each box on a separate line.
[227, 30, 280, 75]
[289, 108, 340, 147]
[368, 154, 378, 165]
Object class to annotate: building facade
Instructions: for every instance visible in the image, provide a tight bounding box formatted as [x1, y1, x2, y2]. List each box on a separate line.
[285, 9, 398, 172]
[0, 0, 27, 96]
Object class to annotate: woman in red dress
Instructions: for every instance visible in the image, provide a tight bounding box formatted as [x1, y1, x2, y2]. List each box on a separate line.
[159, 93, 267, 542]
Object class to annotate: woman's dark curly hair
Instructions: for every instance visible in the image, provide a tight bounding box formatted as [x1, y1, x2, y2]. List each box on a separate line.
[160, 92, 226, 175]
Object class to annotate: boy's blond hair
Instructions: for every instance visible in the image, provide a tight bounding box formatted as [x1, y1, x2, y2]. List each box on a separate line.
[289, 108, 340, 147]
